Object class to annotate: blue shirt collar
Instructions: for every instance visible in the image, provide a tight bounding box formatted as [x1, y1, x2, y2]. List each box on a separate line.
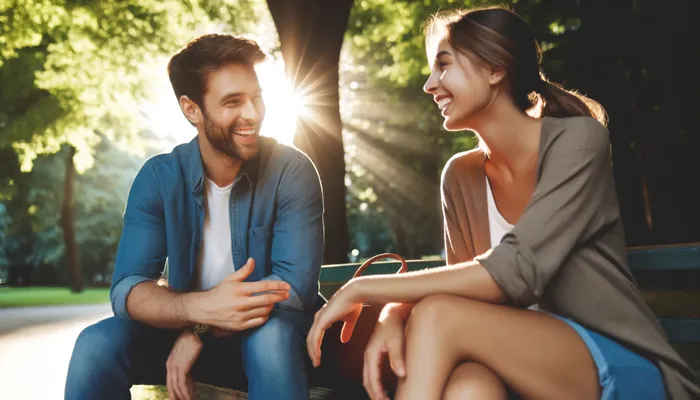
[187, 136, 266, 194]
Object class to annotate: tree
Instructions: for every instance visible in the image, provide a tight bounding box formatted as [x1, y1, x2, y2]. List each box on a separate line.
[1, 0, 200, 289]
[267, 0, 354, 263]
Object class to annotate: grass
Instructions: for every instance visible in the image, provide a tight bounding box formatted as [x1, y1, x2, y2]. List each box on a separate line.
[0, 286, 110, 308]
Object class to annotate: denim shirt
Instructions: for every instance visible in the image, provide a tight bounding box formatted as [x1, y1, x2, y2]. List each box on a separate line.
[110, 136, 324, 318]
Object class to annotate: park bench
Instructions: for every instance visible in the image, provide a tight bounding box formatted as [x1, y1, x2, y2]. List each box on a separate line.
[140, 242, 700, 399]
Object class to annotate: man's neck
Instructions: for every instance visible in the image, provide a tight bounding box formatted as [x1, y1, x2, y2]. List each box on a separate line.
[198, 136, 243, 187]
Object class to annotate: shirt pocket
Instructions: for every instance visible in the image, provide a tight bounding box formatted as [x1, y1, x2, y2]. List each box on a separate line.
[248, 222, 273, 273]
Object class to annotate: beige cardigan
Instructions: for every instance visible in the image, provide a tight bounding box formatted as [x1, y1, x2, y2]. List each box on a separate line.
[441, 116, 699, 399]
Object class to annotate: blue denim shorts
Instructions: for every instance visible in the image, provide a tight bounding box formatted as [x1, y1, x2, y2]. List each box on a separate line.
[555, 316, 666, 399]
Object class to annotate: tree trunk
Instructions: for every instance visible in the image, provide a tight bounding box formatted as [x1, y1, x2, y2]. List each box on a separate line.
[267, 0, 353, 263]
[62, 145, 83, 292]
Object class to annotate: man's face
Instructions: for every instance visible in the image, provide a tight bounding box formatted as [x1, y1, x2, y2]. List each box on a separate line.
[200, 64, 265, 161]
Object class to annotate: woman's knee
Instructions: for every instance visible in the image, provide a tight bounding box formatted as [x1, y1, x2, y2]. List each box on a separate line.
[405, 294, 469, 339]
[443, 363, 508, 400]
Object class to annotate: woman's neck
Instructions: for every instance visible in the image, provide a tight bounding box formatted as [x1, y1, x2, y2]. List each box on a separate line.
[473, 101, 542, 172]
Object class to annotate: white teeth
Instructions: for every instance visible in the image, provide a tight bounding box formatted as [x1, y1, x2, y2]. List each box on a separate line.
[437, 97, 453, 110]
[235, 129, 256, 136]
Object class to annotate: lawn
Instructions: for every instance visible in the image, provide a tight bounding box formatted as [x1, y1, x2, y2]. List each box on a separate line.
[0, 287, 110, 308]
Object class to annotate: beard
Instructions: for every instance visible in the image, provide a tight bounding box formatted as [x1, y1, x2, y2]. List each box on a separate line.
[203, 113, 253, 161]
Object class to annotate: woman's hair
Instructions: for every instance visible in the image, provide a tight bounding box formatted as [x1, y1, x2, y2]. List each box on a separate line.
[424, 6, 607, 126]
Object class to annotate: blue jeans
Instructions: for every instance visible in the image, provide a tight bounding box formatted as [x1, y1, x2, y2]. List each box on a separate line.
[65, 309, 312, 400]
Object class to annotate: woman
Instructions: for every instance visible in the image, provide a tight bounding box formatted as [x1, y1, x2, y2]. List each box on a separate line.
[307, 6, 700, 400]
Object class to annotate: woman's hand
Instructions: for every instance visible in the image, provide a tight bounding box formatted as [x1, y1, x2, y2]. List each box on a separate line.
[306, 282, 363, 367]
[363, 303, 410, 400]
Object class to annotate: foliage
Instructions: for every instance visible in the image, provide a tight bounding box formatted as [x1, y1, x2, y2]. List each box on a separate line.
[0, 133, 159, 285]
[0, 0, 201, 170]
[340, 0, 494, 258]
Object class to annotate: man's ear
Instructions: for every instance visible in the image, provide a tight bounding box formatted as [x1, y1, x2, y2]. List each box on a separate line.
[179, 95, 203, 125]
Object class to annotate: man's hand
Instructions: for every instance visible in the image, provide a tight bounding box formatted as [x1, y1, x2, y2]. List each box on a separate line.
[190, 258, 290, 331]
[166, 330, 203, 400]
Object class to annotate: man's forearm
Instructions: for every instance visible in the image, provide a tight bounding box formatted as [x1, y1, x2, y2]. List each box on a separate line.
[126, 281, 204, 329]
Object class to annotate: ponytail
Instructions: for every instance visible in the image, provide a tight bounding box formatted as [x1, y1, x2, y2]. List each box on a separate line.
[536, 77, 608, 127]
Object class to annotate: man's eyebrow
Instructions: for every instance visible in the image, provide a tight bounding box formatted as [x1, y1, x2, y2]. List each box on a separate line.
[219, 90, 263, 104]
[219, 92, 244, 104]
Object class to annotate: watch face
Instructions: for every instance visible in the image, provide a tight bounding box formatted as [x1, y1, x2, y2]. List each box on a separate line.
[194, 323, 209, 334]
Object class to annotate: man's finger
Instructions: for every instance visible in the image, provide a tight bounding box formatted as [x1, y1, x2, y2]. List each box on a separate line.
[242, 291, 289, 310]
[242, 304, 274, 320]
[228, 258, 255, 282]
[241, 315, 268, 331]
[178, 371, 191, 400]
[166, 371, 176, 400]
[386, 339, 405, 378]
[173, 369, 185, 400]
[186, 375, 195, 400]
[238, 279, 291, 295]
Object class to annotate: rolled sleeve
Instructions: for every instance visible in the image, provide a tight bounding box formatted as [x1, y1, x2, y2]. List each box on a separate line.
[269, 152, 324, 312]
[109, 160, 167, 319]
[476, 118, 615, 307]
[110, 275, 152, 319]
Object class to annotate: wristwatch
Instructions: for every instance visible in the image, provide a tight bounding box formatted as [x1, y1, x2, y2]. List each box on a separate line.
[192, 323, 211, 344]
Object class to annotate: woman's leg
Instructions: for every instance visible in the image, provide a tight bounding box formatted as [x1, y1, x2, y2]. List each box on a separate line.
[394, 294, 600, 400]
[442, 363, 508, 400]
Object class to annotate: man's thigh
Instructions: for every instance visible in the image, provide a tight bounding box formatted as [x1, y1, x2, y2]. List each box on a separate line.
[67, 316, 179, 387]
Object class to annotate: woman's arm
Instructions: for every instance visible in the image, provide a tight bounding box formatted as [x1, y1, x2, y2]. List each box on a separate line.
[348, 260, 507, 305]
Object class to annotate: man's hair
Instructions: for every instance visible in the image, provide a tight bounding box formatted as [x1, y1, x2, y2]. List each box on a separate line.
[167, 34, 268, 110]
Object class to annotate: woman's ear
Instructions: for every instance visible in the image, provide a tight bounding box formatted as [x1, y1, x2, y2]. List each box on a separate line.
[487, 67, 507, 86]
[179, 95, 203, 125]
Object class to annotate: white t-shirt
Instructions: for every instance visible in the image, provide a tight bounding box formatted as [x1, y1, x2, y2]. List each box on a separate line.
[195, 178, 235, 291]
[486, 177, 515, 248]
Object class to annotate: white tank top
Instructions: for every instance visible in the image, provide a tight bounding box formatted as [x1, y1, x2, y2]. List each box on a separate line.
[486, 177, 515, 248]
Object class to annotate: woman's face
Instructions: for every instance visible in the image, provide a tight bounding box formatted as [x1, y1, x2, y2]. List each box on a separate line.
[423, 37, 495, 131]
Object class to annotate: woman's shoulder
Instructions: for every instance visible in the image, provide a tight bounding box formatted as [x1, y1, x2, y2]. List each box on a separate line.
[544, 116, 610, 154]
[441, 147, 485, 186]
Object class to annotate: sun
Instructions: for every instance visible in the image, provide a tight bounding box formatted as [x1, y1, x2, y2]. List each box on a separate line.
[141, 57, 304, 148]
[256, 60, 305, 145]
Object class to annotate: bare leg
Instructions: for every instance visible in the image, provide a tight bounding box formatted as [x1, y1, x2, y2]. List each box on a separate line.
[442, 362, 508, 400]
[394, 294, 599, 400]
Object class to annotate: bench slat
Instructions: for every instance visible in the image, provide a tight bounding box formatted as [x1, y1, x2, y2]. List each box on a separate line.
[627, 243, 700, 271]
[659, 318, 700, 342]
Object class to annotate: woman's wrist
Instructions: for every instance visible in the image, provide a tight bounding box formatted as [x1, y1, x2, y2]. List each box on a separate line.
[345, 277, 367, 303]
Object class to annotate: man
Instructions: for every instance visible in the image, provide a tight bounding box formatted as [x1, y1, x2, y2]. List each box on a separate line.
[65, 34, 324, 400]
